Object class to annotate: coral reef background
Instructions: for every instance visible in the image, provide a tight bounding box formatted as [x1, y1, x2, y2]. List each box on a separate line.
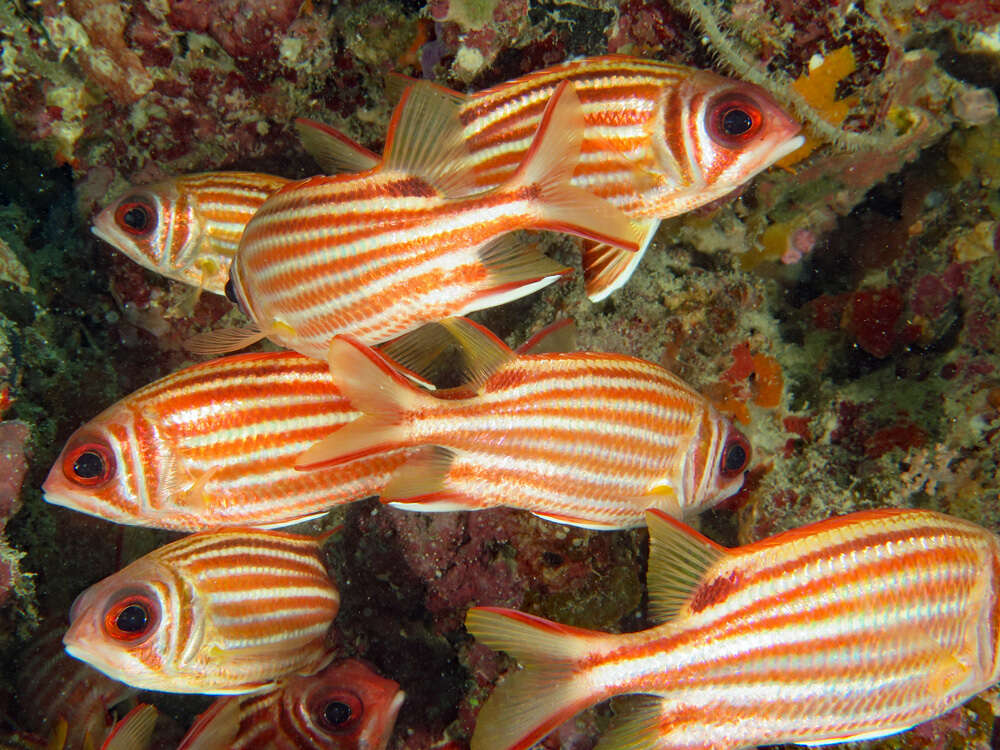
[1, 0, 999, 747]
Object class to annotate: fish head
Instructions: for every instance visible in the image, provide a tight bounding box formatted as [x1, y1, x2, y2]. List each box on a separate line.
[92, 181, 202, 281]
[684, 410, 752, 514]
[668, 71, 804, 197]
[63, 558, 187, 693]
[43, 408, 156, 527]
[281, 659, 404, 750]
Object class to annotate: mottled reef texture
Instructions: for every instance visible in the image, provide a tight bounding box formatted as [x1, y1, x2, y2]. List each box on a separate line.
[1, 0, 1000, 748]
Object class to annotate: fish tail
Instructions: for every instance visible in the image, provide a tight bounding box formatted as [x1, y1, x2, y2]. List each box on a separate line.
[295, 335, 426, 469]
[465, 606, 608, 750]
[506, 81, 642, 253]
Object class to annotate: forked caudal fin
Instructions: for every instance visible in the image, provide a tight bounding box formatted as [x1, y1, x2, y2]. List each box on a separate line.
[465, 606, 611, 750]
[504, 81, 643, 254]
[294, 335, 431, 469]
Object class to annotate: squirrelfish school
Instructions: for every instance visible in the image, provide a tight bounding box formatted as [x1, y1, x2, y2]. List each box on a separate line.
[41, 321, 572, 531]
[16, 624, 137, 750]
[41, 350, 413, 531]
[296, 318, 750, 529]
[63, 527, 340, 694]
[92, 172, 290, 295]
[300, 54, 804, 300]
[466, 508, 1000, 750]
[178, 659, 405, 750]
[215, 79, 643, 357]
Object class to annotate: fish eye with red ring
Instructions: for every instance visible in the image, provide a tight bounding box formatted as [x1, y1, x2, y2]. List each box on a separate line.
[102, 591, 159, 643]
[114, 196, 157, 237]
[719, 431, 751, 478]
[314, 691, 363, 732]
[705, 94, 764, 148]
[62, 439, 116, 488]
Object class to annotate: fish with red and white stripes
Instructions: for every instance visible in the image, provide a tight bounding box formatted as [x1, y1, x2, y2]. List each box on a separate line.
[63, 527, 340, 694]
[16, 624, 137, 750]
[296, 318, 750, 529]
[465, 508, 1000, 750]
[298, 54, 804, 300]
[93, 172, 290, 295]
[41, 350, 412, 531]
[42, 320, 575, 530]
[209, 79, 642, 357]
[178, 659, 404, 750]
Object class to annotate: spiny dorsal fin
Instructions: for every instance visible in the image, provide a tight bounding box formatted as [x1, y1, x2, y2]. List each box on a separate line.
[384, 72, 467, 108]
[645, 509, 728, 624]
[379, 317, 516, 393]
[516, 318, 577, 355]
[294, 117, 380, 174]
[382, 81, 480, 197]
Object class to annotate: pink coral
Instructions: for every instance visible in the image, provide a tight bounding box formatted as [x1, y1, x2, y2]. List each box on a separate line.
[44, 0, 154, 104]
[168, 0, 305, 75]
[0, 421, 30, 532]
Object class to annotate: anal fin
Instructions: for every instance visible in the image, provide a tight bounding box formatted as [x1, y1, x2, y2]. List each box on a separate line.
[583, 219, 659, 302]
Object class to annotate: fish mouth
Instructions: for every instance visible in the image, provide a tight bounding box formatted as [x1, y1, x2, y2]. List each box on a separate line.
[364, 689, 406, 750]
[91, 213, 120, 248]
[770, 133, 806, 163]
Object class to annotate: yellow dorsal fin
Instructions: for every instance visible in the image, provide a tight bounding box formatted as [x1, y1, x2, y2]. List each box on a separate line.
[645, 509, 728, 624]
[378, 317, 516, 392]
[381, 81, 480, 197]
[294, 117, 380, 174]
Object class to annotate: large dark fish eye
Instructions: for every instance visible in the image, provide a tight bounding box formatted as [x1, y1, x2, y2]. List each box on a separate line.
[706, 95, 764, 148]
[719, 431, 751, 478]
[114, 196, 157, 237]
[103, 593, 159, 643]
[721, 108, 754, 137]
[63, 439, 116, 488]
[314, 691, 363, 731]
[117, 604, 148, 633]
[224, 278, 239, 304]
[325, 701, 352, 726]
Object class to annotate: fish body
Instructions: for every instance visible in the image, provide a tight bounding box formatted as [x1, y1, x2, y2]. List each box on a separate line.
[297, 319, 749, 529]
[63, 528, 339, 694]
[178, 659, 405, 750]
[16, 625, 137, 750]
[301, 55, 804, 300]
[42, 351, 411, 531]
[226, 80, 642, 356]
[93, 172, 290, 295]
[466, 508, 1000, 750]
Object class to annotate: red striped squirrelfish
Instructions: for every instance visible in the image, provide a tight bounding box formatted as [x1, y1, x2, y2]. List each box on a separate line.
[42, 321, 573, 530]
[465, 508, 1000, 750]
[215, 79, 643, 357]
[16, 624, 137, 750]
[178, 659, 405, 750]
[92, 172, 290, 295]
[63, 527, 340, 695]
[41, 351, 413, 531]
[297, 55, 804, 301]
[296, 318, 750, 529]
